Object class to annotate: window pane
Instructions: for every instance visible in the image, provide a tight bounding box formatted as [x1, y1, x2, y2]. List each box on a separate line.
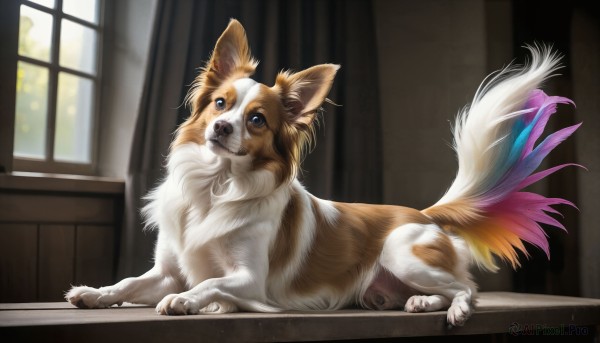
[54, 73, 94, 163]
[19, 5, 53, 62]
[14, 62, 49, 159]
[27, 0, 55, 8]
[63, 0, 98, 24]
[59, 19, 98, 74]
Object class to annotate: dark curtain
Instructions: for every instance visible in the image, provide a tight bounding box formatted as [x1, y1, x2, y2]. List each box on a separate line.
[510, 0, 582, 297]
[120, 1, 196, 278]
[119, 0, 382, 278]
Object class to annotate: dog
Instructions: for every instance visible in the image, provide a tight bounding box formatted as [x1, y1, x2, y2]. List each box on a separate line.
[66, 19, 579, 327]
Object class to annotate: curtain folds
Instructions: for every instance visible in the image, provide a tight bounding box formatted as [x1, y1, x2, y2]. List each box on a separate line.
[120, 0, 195, 277]
[119, 0, 383, 278]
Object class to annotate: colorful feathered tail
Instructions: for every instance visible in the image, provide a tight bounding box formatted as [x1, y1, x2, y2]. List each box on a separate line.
[423, 46, 581, 271]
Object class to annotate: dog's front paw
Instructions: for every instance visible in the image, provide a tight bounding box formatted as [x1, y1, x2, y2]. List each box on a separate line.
[405, 295, 433, 312]
[446, 299, 472, 327]
[65, 286, 122, 309]
[201, 301, 238, 314]
[156, 293, 201, 315]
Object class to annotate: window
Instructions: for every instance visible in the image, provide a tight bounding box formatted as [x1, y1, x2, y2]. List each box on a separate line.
[12, 0, 103, 175]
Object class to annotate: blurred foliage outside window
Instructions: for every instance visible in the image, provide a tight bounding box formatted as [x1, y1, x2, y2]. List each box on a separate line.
[14, 1, 99, 166]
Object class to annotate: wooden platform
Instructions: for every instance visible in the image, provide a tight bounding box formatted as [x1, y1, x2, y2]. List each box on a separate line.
[1, 292, 599, 342]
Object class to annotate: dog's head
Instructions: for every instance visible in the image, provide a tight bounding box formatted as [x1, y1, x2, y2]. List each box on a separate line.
[173, 19, 339, 183]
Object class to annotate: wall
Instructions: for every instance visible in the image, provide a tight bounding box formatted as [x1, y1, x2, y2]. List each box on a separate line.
[97, 0, 158, 178]
[572, 8, 600, 299]
[373, 0, 514, 291]
[374, 0, 487, 210]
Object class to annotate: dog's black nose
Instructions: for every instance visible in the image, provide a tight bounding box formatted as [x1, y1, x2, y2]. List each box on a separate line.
[214, 120, 233, 136]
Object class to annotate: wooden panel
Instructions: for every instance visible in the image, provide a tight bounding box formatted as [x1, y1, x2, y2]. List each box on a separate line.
[0, 224, 38, 302]
[75, 225, 115, 287]
[38, 225, 75, 301]
[0, 193, 114, 224]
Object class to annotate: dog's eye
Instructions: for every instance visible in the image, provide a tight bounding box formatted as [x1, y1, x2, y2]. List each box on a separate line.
[249, 113, 266, 128]
[215, 98, 226, 110]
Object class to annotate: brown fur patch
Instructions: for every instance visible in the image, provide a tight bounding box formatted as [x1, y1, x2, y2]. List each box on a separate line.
[289, 199, 432, 295]
[172, 114, 208, 148]
[240, 83, 314, 184]
[242, 85, 292, 182]
[422, 199, 482, 228]
[411, 233, 457, 274]
[172, 80, 237, 149]
[269, 190, 303, 273]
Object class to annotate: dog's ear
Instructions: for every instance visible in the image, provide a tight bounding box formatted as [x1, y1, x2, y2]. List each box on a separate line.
[276, 64, 340, 125]
[209, 19, 257, 79]
[188, 19, 257, 115]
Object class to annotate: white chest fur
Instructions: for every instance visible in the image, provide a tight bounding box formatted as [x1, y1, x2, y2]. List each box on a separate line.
[143, 143, 290, 285]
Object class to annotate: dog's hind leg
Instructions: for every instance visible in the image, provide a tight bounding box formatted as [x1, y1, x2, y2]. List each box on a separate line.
[379, 223, 477, 327]
[361, 268, 418, 310]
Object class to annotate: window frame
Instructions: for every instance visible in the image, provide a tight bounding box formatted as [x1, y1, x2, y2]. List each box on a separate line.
[10, 0, 105, 175]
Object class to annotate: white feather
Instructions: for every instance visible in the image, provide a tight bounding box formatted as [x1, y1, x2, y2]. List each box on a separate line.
[435, 45, 562, 206]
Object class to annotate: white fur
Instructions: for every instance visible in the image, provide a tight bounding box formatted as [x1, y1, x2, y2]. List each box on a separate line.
[380, 224, 476, 325]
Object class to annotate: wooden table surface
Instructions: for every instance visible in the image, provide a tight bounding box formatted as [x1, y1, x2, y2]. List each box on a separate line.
[1, 292, 600, 342]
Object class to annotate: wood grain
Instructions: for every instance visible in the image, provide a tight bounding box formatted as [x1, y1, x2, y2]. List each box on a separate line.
[0, 224, 38, 303]
[75, 225, 115, 287]
[38, 225, 75, 301]
[0, 293, 599, 342]
[0, 193, 114, 224]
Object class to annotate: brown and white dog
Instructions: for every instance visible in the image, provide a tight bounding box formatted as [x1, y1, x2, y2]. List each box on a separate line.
[66, 19, 578, 327]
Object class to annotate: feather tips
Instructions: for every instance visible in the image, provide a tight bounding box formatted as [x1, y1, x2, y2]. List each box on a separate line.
[425, 46, 581, 271]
